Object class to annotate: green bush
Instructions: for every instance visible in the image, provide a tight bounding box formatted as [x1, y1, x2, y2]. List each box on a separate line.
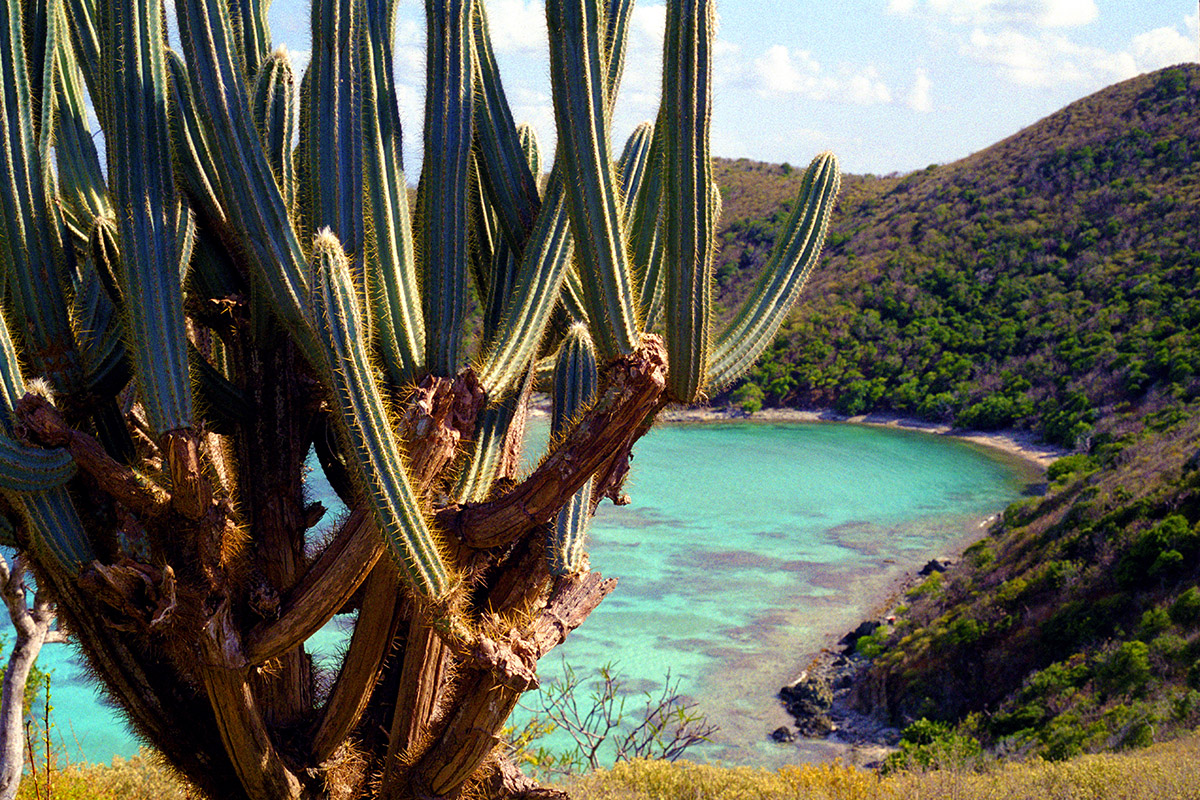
[1170, 586, 1200, 627]
[963, 541, 995, 569]
[1137, 607, 1172, 640]
[1047, 454, 1098, 483]
[882, 718, 982, 774]
[1098, 642, 1153, 697]
[731, 382, 765, 414]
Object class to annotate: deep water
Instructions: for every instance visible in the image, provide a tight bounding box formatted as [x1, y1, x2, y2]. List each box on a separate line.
[4, 421, 1040, 768]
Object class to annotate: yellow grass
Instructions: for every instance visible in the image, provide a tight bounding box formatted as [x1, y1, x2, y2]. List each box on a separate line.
[14, 734, 1200, 798]
[565, 733, 1200, 800]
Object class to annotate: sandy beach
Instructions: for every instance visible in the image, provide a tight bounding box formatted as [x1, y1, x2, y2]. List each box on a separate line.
[529, 395, 1071, 472]
[657, 404, 1072, 471]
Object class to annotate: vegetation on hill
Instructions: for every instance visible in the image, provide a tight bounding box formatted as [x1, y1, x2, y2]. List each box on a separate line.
[851, 402, 1200, 760]
[713, 65, 1200, 446]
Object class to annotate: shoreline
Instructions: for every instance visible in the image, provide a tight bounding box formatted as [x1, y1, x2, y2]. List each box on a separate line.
[656, 405, 1072, 471]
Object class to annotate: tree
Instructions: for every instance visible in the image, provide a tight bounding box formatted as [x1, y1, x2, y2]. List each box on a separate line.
[0, 0, 840, 797]
[0, 553, 64, 800]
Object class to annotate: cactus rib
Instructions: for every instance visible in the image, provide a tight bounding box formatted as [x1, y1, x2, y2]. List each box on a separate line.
[420, 0, 474, 378]
[708, 152, 841, 388]
[661, 0, 715, 403]
[546, 0, 640, 362]
[362, 0, 424, 387]
[311, 230, 452, 599]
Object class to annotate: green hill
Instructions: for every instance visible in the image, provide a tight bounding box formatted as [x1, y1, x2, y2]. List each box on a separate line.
[852, 402, 1200, 760]
[713, 64, 1200, 447]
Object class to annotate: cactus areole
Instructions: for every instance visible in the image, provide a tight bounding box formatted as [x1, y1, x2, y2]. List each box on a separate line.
[0, 0, 840, 795]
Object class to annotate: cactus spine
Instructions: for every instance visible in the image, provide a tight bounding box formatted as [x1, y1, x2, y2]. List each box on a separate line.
[0, 0, 839, 796]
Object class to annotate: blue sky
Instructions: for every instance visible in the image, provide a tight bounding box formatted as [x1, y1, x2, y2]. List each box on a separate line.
[268, 1, 1199, 175]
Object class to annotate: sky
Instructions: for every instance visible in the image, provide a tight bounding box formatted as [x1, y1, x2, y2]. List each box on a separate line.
[267, 1, 1200, 176]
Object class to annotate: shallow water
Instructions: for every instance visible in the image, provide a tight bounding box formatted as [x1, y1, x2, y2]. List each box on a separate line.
[5, 421, 1040, 768]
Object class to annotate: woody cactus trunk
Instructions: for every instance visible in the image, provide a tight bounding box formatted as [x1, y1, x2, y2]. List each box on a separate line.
[0, 0, 840, 794]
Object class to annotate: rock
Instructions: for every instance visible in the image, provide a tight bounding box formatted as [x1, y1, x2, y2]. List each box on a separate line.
[837, 620, 881, 651]
[779, 675, 834, 722]
[918, 557, 953, 576]
[770, 726, 795, 743]
[796, 714, 835, 737]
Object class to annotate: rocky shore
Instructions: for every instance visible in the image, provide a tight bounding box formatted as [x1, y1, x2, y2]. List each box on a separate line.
[771, 558, 961, 766]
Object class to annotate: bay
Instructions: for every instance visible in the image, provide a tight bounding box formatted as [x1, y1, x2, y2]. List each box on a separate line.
[4, 421, 1040, 768]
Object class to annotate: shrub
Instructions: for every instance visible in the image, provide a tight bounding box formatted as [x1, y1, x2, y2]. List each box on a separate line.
[1098, 642, 1153, 697]
[1170, 586, 1200, 627]
[1137, 607, 1172, 640]
[1047, 453, 1098, 483]
[882, 718, 982, 773]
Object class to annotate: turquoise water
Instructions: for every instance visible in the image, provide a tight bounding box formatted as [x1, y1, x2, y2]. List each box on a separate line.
[5, 421, 1039, 768]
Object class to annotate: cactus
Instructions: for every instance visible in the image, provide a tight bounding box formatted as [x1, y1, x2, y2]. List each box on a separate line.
[0, 0, 839, 796]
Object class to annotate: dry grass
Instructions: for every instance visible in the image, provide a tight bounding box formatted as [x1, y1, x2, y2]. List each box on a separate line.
[564, 733, 1200, 800]
[15, 749, 198, 800]
[13, 734, 1200, 798]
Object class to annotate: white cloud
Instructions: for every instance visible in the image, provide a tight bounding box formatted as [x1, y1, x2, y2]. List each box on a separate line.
[886, 0, 917, 13]
[966, 28, 1136, 86]
[907, 67, 933, 112]
[484, 0, 546, 54]
[919, 0, 1097, 29]
[751, 46, 894, 106]
[753, 45, 831, 96]
[1131, 26, 1196, 69]
[964, 11, 1197, 90]
[847, 66, 893, 104]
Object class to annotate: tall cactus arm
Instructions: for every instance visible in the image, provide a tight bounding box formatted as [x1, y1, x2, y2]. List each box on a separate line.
[600, 0, 634, 125]
[72, 254, 131, 400]
[545, 0, 640, 362]
[100, 0, 193, 436]
[481, 124, 541, 342]
[454, 366, 531, 503]
[311, 231, 452, 600]
[227, 0, 271, 79]
[301, 0, 364, 285]
[0, 435, 76, 493]
[471, 0, 541, 258]
[420, 0, 474, 378]
[251, 48, 298, 215]
[0, 308, 94, 571]
[708, 151, 841, 389]
[53, 22, 109, 247]
[175, 0, 326, 373]
[362, 0, 424, 388]
[617, 122, 654, 225]
[0, 0, 83, 396]
[167, 50, 229, 227]
[474, 167, 574, 395]
[61, 0, 105, 129]
[7, 491, 94, 575]
[548, 324, 598, 575]
[661, 0, 715, 403]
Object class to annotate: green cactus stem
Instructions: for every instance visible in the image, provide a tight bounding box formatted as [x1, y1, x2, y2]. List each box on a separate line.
[708, 151, 841, 388]
[420, 0, 474, 377]
[311, 230, 453, 600]
[546, 0, 641, 362]
[548, 324, 599, 575]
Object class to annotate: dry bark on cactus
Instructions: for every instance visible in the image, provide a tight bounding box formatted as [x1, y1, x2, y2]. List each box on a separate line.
[0, 0, 839, 796]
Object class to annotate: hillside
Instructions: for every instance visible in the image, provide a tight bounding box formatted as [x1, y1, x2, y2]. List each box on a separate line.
[713, 64, 1200, 447]
[849, 402, 1200, 760]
